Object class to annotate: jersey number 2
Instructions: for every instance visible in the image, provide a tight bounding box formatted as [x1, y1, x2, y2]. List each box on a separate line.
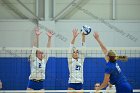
[39, 63, 42, 68]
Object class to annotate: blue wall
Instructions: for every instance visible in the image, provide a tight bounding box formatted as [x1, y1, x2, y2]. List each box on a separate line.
[0, 57, 140, 90]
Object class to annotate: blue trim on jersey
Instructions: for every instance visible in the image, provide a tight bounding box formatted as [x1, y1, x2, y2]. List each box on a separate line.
[68, 83, 83, 90]
[27, 80, 44, 90]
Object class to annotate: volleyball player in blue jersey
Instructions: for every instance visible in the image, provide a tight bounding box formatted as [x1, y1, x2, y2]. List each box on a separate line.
[93, 32, 133, 93]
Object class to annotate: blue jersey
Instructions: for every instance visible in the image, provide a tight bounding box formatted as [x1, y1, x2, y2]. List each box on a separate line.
[105, 62, 133, 93]
[105, 62, 127, 85]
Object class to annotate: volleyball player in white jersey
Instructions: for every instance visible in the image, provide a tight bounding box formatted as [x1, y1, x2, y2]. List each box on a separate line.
[68, 28, 85, 93]
[27, 27, 53, 91]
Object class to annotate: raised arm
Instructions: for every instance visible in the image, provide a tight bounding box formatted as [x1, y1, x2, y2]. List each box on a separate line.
[46, 30, 54, 48]
[80, 32, 86, 63]
[82, 33, 85, 46]
[93, 32, 108, 55]
[32, 26, 42, 47]
[71, 28, 79, 45]
[30, 27, 42, 62]
[68, 28, 79, 64]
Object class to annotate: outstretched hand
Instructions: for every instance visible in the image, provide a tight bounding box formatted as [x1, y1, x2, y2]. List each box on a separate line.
[35, 30, 42, 36]
[35, 26, 42, 36]
[47, 30, 54, 38]
[72, 28, 79, 38]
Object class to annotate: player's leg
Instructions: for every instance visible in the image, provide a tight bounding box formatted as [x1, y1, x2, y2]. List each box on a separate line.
[39, 89, 45, 93]
[79, 89, 83, 93]
[27, 80, 35, 93]
[27, 88, 35, 93]
[68, 87, 75, 93]
[77, 83, 83, 93]
[68, 83, 76, 93]
[27, 80, 44, 93]
[36, 81, 44, 93]
[68, 83, 83, 93]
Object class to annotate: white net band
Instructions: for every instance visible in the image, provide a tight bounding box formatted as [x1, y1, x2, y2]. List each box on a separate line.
[0, 47, 140, 57]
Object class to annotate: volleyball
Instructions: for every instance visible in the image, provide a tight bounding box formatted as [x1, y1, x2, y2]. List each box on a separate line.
[81, 25, 91, 35]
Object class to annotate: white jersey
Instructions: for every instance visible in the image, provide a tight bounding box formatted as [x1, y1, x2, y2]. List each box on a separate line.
[29, 47, 48, 80]
[68, 44, 85, 83]
[68, 58, 84, 83]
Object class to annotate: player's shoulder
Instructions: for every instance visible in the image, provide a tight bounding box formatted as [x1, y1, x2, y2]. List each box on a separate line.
[42, 57, 47, 63]
[106, 62, 111, 66]
[29, 55, 36, 61]
[106, 62, 113, 69]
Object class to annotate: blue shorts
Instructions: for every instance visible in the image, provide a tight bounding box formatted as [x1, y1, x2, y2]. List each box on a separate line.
[27, 80, 44, 90]
[116, 82, 133, 93]
[68, 83, 83, 90]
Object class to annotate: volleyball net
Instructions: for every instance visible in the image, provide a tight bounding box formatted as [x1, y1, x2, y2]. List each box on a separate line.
[0, 47, 140, 91]
[0, 47, 140, 58]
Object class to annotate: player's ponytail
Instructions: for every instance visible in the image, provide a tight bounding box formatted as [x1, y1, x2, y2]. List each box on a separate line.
[116, 56, 128, 62]
[107, 50, 128, 62]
